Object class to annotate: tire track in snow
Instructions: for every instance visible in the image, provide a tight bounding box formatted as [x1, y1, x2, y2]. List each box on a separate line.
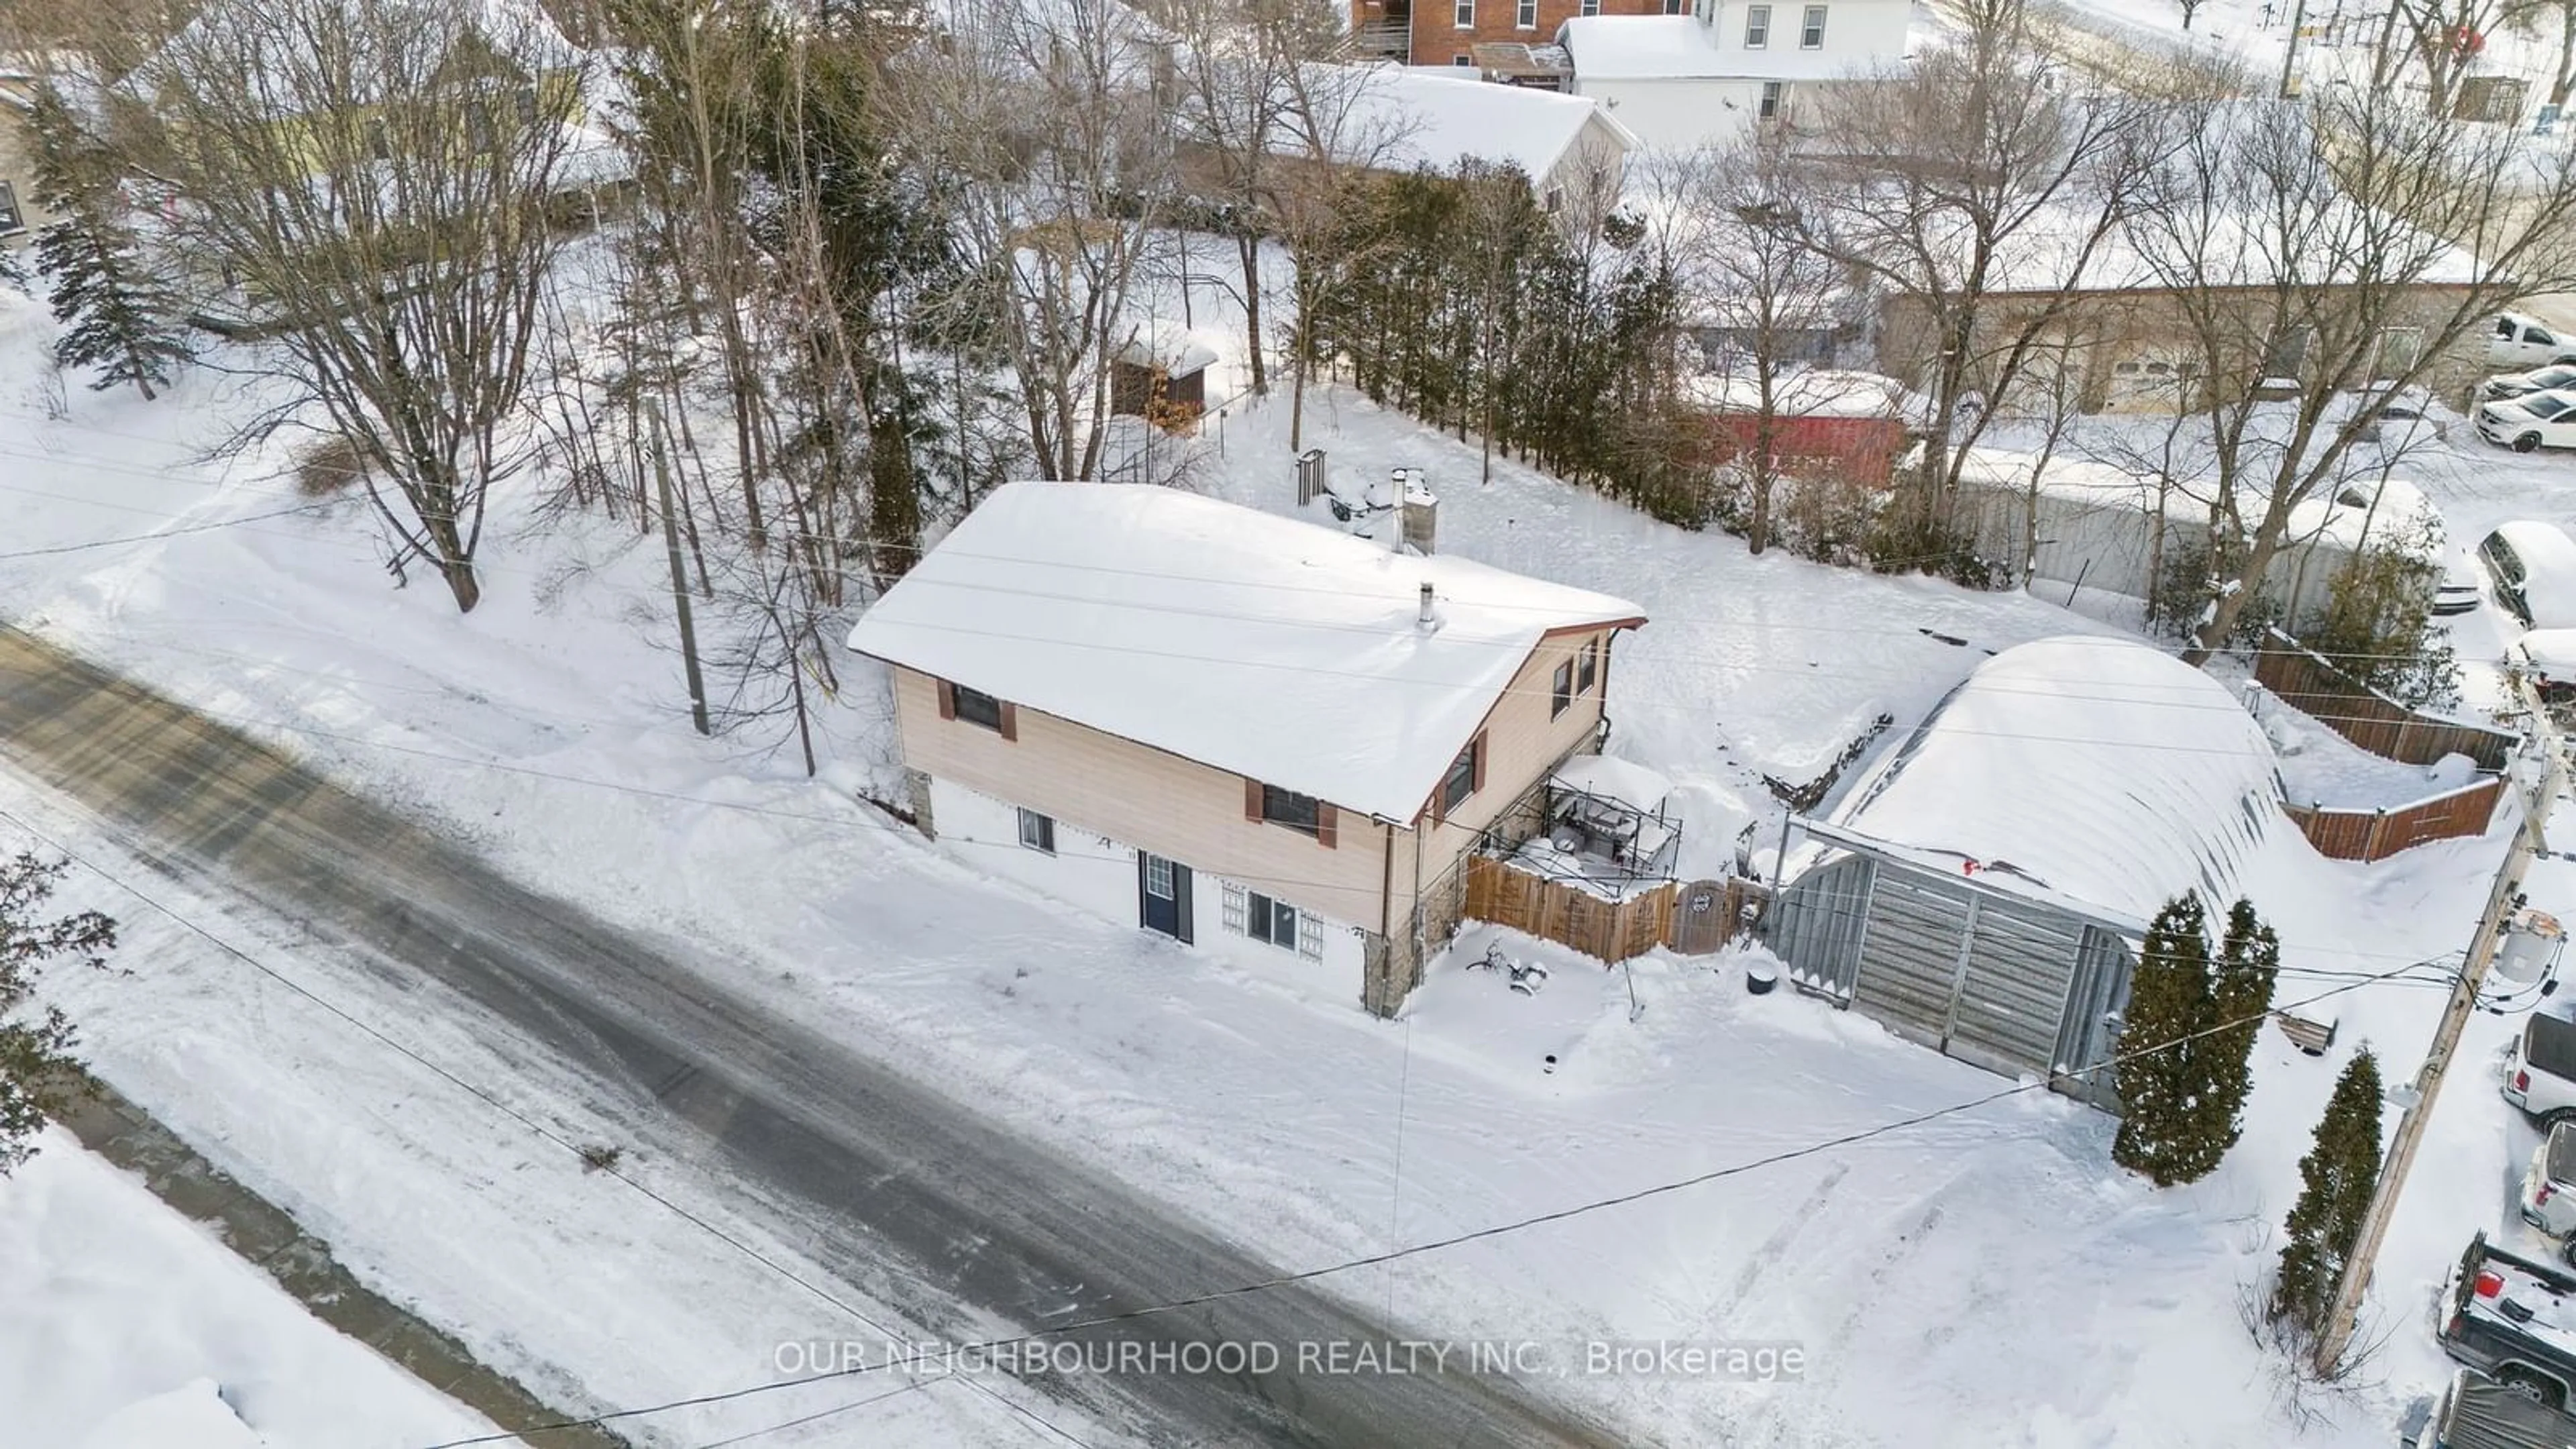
[1705, 1161, 1853, 1328]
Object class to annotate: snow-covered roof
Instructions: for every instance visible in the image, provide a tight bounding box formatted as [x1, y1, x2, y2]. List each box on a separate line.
[1319, 66, 1634, 184]
[1115, 337, 1220, 376]
[1551, 753, 1672, 812]
[1826, 636, 2284, 927]
[847, 482, 1647, 821]
[1677, 369, 1925, 421]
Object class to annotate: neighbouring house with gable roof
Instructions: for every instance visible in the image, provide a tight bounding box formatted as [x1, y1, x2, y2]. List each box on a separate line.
[846, 482, 1648, 1015]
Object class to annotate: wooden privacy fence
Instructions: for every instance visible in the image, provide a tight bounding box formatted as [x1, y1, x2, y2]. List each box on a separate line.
[1464, 855, 1676, 963]
[2255, 629, 2516, 771]
[2284, 775, 2508, 862]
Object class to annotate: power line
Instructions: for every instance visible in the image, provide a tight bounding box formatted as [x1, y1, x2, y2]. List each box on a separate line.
[28, 674, 2497, 965]
[0, 458, 2513, 675]
[411, 951, 2450, 1449]
[686, 1378, 945, 1449]
[0, 498, 342, 559]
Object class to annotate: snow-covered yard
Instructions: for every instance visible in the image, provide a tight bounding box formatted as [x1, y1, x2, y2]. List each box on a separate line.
[0, 265, 2569, 1446]
[0, 1129, 494, 1448]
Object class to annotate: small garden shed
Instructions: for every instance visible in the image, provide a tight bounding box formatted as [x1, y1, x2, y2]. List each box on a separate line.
[1110, 339, 1217, 426]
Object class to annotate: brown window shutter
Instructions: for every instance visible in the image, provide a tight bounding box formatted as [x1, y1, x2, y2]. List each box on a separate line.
[998, 702, 1018, 741]
[1470, 731, 1487, 793]
[1317, 804, 1338, 849]
[1245, 776, 1264, 822]
[936, 679, 957, 720]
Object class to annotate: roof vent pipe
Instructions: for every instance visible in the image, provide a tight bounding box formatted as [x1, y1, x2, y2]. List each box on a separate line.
[1417, 582, 1436, 629]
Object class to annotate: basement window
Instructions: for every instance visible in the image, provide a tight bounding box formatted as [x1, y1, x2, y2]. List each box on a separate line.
[1017, 808, 1055, 854]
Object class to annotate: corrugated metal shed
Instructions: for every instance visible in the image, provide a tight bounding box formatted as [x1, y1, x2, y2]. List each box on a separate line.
[1761, 637, 2286, 1113]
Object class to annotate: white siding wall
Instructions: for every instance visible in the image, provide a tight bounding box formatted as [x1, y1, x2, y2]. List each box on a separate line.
[931, 774, 1140, 928]
[929, 775, 1369, 1007]
[1578, 77, 1773, 151]
[1575, 0, 1912, 153]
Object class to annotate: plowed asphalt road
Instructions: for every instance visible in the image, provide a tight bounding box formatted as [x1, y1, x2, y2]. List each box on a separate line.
[0, 625, 1622, 1448]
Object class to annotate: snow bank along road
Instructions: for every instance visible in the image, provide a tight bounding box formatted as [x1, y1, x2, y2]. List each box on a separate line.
[0, 625, 1617, 1449]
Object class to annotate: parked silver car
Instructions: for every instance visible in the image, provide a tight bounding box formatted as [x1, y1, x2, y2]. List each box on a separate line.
[2487, 363, 2576, 401]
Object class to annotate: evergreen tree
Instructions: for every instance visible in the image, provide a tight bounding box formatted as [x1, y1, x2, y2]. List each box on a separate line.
[2113, 895, 2285, 1185]
[2200, 898, 2284, 1167]
[25, 86, 189, 400]
[2113, 894, 2215, 1185]
[0, 243, 25, 295]
[35, 219, 188, 399]
[2271, 1049, 2385, 1338]
[0, 854, 119, 1176]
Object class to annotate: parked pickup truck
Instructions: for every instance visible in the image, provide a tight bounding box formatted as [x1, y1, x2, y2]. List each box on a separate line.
[2505, 1014, 2576, 1125]
[2440, 1232, 2576, 1408]
[2407, 1368, 2576, 1448]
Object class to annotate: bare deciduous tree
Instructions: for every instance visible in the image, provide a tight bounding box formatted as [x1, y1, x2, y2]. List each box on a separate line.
[1793, 0, 2184, 551]
[888, 0, 1175, 482]
[2129, 85, 2576, 661]
[133, 0, 592, 612]
[1668, 140, 1864, 555]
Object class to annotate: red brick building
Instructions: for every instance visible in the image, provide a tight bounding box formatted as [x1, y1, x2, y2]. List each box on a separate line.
[1352, 0, 1676, 70]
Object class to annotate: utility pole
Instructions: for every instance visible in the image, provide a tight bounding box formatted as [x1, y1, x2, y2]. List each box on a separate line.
[648, 405, 712, 738]
[2279, 0, 2308, 98]
[2313, 679, 2566, 1373]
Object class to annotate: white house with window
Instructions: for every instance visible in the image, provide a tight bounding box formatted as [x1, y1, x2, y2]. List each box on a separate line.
[1553, 0, 1911, 152]
[845, 482, 1646, 1016]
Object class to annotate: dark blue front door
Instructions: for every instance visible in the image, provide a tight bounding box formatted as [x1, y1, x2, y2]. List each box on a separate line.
[1138, 853, 1192, 943]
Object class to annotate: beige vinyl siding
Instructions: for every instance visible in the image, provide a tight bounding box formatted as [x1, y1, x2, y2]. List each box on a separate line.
[1387, 629, 1613, 934]
[892, 665, 1389, 929]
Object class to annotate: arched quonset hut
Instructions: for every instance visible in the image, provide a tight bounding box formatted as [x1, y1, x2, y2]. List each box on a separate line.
[1761, 636, 2285, 1111]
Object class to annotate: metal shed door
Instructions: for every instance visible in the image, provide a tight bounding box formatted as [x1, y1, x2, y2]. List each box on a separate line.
[1945, 902, 2083, 1080]
[1849, 871, 1976, 1050]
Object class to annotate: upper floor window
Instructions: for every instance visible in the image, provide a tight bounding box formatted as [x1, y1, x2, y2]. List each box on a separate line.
[1581, 0, 1602, 13]
[1247, 778, 1336, 845]
[1261, 784, 1322, 837]
[1440, 734, 1483, 815]
[1744, 3, 1770, 46]
[1455, 0, 1474, 27]
[951, 684, 1005, 731]
[1578, 638, 1600, 694]
[1516, 0, 1536, 26]
[1552, 660, 1574, 718]
[1801, 3, 1826, 47]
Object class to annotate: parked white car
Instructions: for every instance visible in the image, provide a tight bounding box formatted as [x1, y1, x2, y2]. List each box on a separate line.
[2522, 1120, 2576, 1242]
[2491, 312, 2576, 370]
[2481, 523, 2576, 629]
[2486, 362, 2576, 401]
[2478, 389, 2576, 452]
